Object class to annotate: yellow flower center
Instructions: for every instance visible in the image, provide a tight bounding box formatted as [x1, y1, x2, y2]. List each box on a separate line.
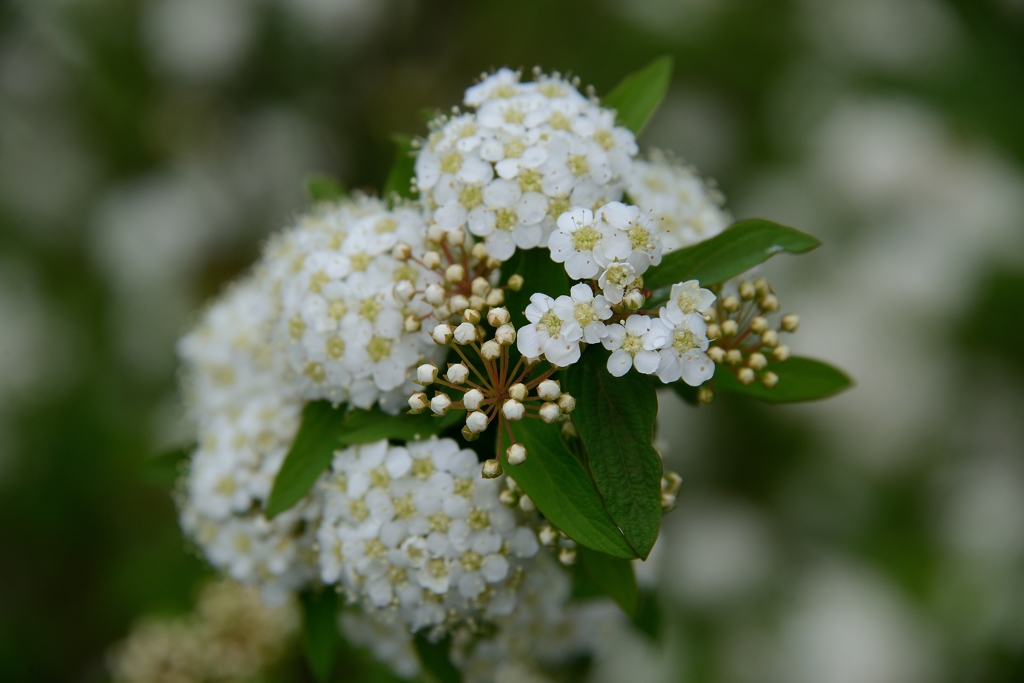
[539, 309, 563, 336]
[328, 299, 347, 319]
[494, 207, 518, 232]
[568, 155, 589, 177]
[574, 302, 598, 327]
[571, 225, 600, 251]
[374, 217, 397, 234]
[440, 151, 462, 174]
[467, 508, 490, 530]
[289, 315, 306, 339]
[359, 297, 382, 321]
[673, 329, 698, 354]
[393, 494, 417, 519]
[309, 270, 329, 293]
[412, 458, 435, 479]
[326, 337, 346, 359]
[305, 362, 325, 382]
[518, 169, 542, 194]
[549, 111, 572, 131]
[504, 140, 525, 158]
[459, 185, 483, 209]
[349, 499, 369, 521]
[621, 332, 644, 357]
[349, 252, 371, 272]
[366, 336, 392, 361]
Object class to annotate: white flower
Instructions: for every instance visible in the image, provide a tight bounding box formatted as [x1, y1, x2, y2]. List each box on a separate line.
[596, 261, 636, 305]
[564, 283, 612, 343]
[548, 207, 627, 279]
[602, 314, 667, 377]
[516, 293, 582, 367]
[652, 306, 714, 386]
[598, 201, 662, 273]
[467, 179, 546, 260]
[667, 280, 716, 317]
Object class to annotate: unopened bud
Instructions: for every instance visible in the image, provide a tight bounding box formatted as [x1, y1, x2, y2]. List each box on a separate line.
[723, 294, 740, 312]
[408, 392, 429, 413]
[433, 303, 452, 320]
[392, 242, 412, 260]
[518, 494, 535, 512]
[662, 471, 683, 495]
[416, 363, 438, 385]
[461, 425, 480, 441]
[446, 364, 469, 384]
[486, 257, 502, 270]
[449, 294, 470, 313]
[538, 525, 558, 547]
[404, 314, 422, 333]
[622, 289, 645, 311]
[470, 242, 489, 260]
[469, 295, 486, 311]
[697, 386, 714, 404]
[495, 324, 516, 345]
[754, 277, 770, 296]
[427, 224, 446, 243]
[747, 352, 768, 371]
[422, 251, 442, 269]
[499, 488, 518, 506]
[739, 281, 756, 300]
[486, 289, 505, 306]
[706, 324, 721, 340]
[393, 279, 415, 302]
[561, 420, 578, 438]
[462, 308, 481, 324]
[762, 371, 779, 389]
[508, 383, 527, 401]
[445, 264, 465, 283]
[558, 547, 577, 566]
[506, 443, 527, 466]
[487, 307, 510, 327]
[424, 283, 446, 305]
[760, 329, 779, 347]
[430, 393, 452, 415]
[721, 319, 739, 336]
[446, 229, 466, 246]
[737, 367, 755, 385]
[466, 410, 488, 433]
[539, 402, 561, 423]
[537, 379, 561, 401]
[707, 346, 726, 363]
[502, 399, 525, 421]
[453, 322, 477, 345]
[760, 294, 779, 312]
[704, 307, 717, 322]
[463, 389, 484, 411]
[481, 459, 503, 479]
[431, 323, 453, 345]
[726, 349, 743, 365]
[507, 274, 524, 292]
[480, 340, 501, 360]
[750, 316, 768, 333]
[781, 314, 799, 332]
[471, 277, 491, 297]
[661, 492, 678, 510]
[557, 393, 576, 413]
[772, 344, 790, 362]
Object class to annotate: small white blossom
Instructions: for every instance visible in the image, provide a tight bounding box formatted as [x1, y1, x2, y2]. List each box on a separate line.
[565, 283, 612, 343]
[667, 279, 716, 318]
[602, 314, 666, 377]
[516, 293, 582, 367]
[652, 305, 715, 386]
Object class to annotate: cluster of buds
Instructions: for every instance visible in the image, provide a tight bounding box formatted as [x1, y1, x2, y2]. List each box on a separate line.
[700, 277, 798, 402]
[498, 477, 536, 514]
[536, 522, 578, 567]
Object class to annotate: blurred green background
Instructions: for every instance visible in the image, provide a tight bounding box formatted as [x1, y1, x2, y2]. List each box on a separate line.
[2, 0, 1024, 681]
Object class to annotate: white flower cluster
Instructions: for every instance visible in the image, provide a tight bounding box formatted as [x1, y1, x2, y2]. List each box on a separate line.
[415, 69, 638, 261]
[270, 196, 445, 413]
[317, 438, 542, 634]
[177, 274, 319, 605]
[625, 149, 731, 253]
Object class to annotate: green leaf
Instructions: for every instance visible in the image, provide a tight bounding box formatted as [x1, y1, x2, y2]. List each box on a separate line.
[603, 56, 673, 134]
[566, 349, 662, 559]
[337, 405, 462, 445]
[644, 219, 822, 290]
[141, 443, 192, 487]
[266, 401, 345, 518]
[306, 174, 347, 203]
[631, 589, 663, 642]
[413, 633, 463, 683]
[383, 133, 416, 202]
[577, 546, 639, 616]
[500, 420, 637, 559]
[713, 356, 853, 403]
[300, 588, 340, 682]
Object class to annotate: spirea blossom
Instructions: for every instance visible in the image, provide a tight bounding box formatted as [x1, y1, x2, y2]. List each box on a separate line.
[415, 69, 638, 261]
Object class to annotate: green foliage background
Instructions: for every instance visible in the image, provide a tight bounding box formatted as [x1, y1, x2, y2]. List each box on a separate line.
[1, 0, 1023, 681]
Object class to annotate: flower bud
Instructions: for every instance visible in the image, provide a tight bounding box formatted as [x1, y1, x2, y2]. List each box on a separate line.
[433, 303, 452, 320]
[622, 289, 645, 311]
[449, 294, 470, 313]
[754, 277, 770, 296]
[463, 389, 484, 410]
[519, 494, 535, 512]
[392, 242, 412, 261]
[486, 257, 502, 270]
[762, 371, 779, 389]
[480, 340, 501, 360]
[469, 295, 486, 311]
[506, 443, 527, 466]
[486, 289, 505, 306]
[470, 242, 489, 261]
[557, 393, 576, 413]
[471, 277, 491, 297]
[706, 324, 721, 340]
[427, 224, 446, 243]
[737, 367, 755, 385]
[508, 383, 527, 401]
[393, 279, 415, 302]
[430, 393, 452, 415]
[408, 392, 429, 413]
[416, 363, 438, 385]
[424, 283, 446, 305]
[466, 410, 488, 433]
[760, 329, 779, 347]
[721, 319, 738, 336]
[499, 488, 518, 506]
[446, 364, 469, 384]
[561, 420, 578, 438]
[704, 307, 717, 322]
[538, 525, 558, 547]
[446, 229, 466, 246]
[662, 471, 683, 495]
[481, 459, 503, 479]
[507, 274, 524, 292]
[726, 349, 743, 365]
[723, 294, 740, 312]
[454, 322, 477, 345]
[739, 281, 755, 300]
[707, 346, 726, 363]
[781, 314, 799, 332]
[403, 314, 422, 332]
[462, 308, 481, 324]
[537, 379, 561, 400]
[495, 324, 516, 346]
[461, 425, 480, 441]
[431, 323, 453, 345]
[422, 251, 442, 269]
[772, 344, 790, 362]
[747, 352, 768, 371]
[539, 402, 561, 423]
[661, 492, 678, 511]
[750, 316, 768, 333]
[697, 386, 714, 404]
[558, 547, 577, 566]
[487, 307, 510, 327]
[502, 399, 525, 421]
[445, 264, 465, 283]
[760, 294, 779, 312]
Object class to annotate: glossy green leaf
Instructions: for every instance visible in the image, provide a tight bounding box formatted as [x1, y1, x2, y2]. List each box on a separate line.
[305, 174, 347, 203]
[500, 420, 637, 560]
[644, 219, 821, 290]
[603, 56, 673, 134]
[384, 133, 416, 202]
[300, 588, 339, 682]
[714, 356, 853, 403]
[577, 546, 639, 616]
[337, 405, 462, 445]
[266, 401, 345, 518]
[413, 633, 462, 683]
[566, 349, 662, 559]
